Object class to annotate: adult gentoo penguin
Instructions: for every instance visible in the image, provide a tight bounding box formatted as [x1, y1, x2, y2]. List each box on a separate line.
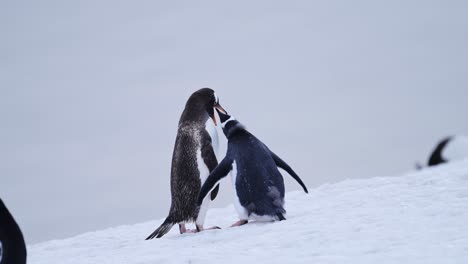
[146, 88, 227, 239]
[198, 110, 308, 227]
[0, 199, 27, 264]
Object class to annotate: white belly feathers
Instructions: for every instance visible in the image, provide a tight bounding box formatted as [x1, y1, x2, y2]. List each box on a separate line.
[196, 119, 219, 183]
[194, 119, 219, 226]
[230, 161, 248, 220]
[205, 118, 219, 158]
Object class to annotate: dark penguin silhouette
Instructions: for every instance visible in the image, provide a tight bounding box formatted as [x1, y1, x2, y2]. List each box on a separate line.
[415, 135, 468, 169]
[427, 136, 452, 166]
[146, 88, 227, 239]
[0, 199, 27, 264]
[198, 110, 308, 227]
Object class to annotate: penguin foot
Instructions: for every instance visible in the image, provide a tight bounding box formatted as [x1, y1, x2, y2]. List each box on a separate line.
[195, 225, 222, 232]
[204, 226, 222, 230]
[178, 224, 186, 234]
[178, 224, 198, 234]
[230, 220, 248, 227]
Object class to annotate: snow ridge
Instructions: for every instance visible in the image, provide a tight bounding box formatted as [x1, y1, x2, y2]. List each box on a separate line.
[29, 160, 468, 264]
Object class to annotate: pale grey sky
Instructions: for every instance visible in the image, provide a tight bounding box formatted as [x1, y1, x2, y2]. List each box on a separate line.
[1, 0, 467, 243]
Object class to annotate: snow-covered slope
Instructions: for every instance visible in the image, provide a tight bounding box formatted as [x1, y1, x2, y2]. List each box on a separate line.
[29, 160, 468, 264]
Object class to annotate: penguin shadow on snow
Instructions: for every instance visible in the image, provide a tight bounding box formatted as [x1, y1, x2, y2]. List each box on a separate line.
[197, 109, 308, 228]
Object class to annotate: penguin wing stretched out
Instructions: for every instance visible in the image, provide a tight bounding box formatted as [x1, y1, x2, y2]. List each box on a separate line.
[197, 149, 308, 204]
[200, 131, 221, 200]
[270, 151, 309, 193]
[197, 157, 233, 205]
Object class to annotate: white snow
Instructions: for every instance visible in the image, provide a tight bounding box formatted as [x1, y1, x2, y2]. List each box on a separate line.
[443, 136, 468, 162]
[29, 160, 468, 264]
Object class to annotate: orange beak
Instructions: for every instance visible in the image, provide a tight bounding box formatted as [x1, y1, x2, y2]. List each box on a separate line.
[211, 104, 226, 126]
[211, 114, 217, 126]
[214, 104, 227, 114]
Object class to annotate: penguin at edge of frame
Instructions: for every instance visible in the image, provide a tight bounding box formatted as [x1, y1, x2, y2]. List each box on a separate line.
[415, 135, 468, 169]
[0, 199, 27, 264]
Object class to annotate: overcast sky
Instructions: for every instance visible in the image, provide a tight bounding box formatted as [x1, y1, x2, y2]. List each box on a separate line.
[1, 0, 467, 243]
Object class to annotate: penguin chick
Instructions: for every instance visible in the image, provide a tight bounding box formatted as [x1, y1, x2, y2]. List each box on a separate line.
[198, 109, 308, 227]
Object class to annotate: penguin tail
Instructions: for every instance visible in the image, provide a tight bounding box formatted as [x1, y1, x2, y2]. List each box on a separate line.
[277, 213, 286, 221]
[145, 217, 175, 240]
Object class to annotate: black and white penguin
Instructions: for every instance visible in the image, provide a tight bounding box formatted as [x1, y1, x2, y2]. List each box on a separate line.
[198, 110, 308, 227]
[0, 199, 27, 264]
[419, 135, 468, 168]
[146, 88, 227, 239]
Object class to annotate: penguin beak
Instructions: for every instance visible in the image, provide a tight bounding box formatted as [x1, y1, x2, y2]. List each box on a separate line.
[211, 114, 217, 126]
[214, 103, 227, 115]
[211, 103, 226, 126]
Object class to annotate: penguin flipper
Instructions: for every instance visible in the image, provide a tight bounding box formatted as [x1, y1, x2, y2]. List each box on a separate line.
[428, 136, 452, 166]
[200, 135, 221, 201]
[210, 184, 220, 200]
[198, 158, 233, 205]
[270, 151, 309, 193]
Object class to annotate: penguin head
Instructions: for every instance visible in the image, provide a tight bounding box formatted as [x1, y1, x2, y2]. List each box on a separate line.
[216, 109, 234, 127]
[186, 88, 226, 125]
[216, 108, 244, 137]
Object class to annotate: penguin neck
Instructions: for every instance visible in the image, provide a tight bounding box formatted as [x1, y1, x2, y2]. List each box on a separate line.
[222, 120, 246, 139]
[179, 103, 210, 127]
